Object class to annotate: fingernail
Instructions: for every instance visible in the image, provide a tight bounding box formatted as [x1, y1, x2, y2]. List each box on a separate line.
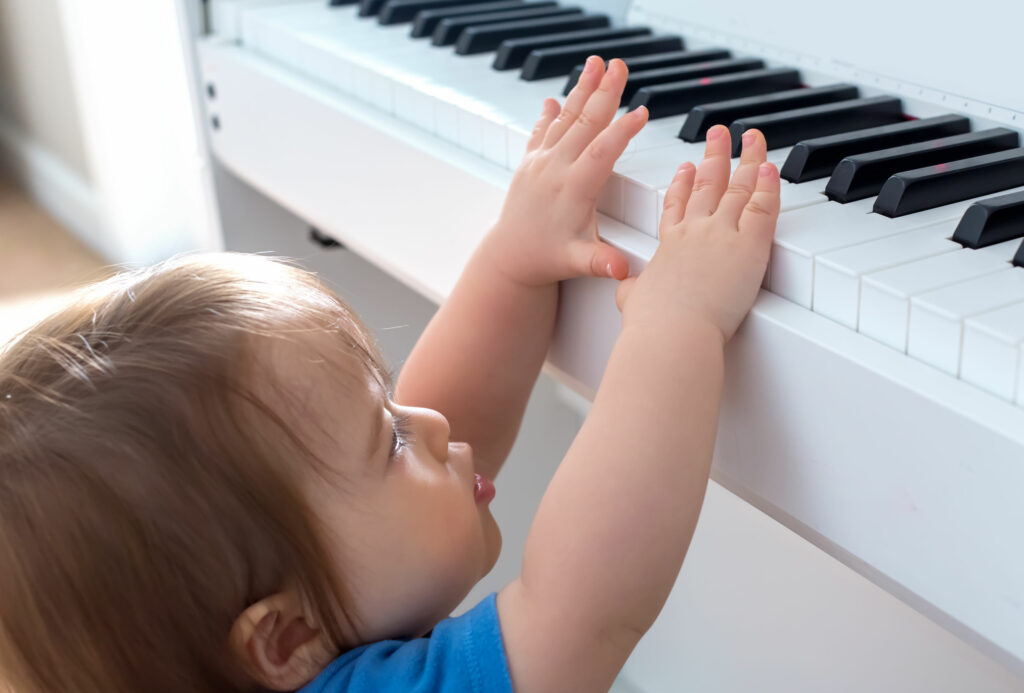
[583, 56, 598, 74]
[634, 104, 648, 119]
[707, 126, 723, 141]
[606, 263, 615, 278]
[742, 131, 755, 148]
[759, 162, 773, 177]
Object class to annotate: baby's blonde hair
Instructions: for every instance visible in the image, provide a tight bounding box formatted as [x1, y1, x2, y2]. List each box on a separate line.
[0, 252, 385, 692]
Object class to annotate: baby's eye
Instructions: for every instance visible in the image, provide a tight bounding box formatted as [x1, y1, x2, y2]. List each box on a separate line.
[390, 412, 413, 458]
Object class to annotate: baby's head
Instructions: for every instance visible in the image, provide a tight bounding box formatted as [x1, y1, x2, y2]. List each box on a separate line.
[0, 253, 500, 692]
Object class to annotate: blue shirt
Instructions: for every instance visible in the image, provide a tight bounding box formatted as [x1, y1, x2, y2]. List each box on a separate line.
[299, 592, 514, 693]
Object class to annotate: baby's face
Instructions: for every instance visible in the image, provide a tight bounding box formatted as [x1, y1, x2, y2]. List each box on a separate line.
[298, 365, 501, 648]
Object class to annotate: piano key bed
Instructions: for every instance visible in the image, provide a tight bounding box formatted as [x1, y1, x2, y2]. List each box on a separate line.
[196, 0, 1024, 675]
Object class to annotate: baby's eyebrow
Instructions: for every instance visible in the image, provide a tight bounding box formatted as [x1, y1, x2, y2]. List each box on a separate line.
[366, 393, 385, 459]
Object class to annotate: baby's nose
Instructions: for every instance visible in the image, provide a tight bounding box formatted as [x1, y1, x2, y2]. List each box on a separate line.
[416, 407, 451, 461]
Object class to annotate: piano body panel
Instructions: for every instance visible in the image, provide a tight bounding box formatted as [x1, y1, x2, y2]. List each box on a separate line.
[198, 38, 511, 304]
[551, 276, 1024, 673]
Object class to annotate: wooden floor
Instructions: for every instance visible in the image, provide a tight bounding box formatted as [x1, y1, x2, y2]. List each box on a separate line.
[0, 177, 111, 343]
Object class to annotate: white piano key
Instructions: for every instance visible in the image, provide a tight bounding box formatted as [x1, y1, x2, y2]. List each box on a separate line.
[597, 174, 624, 222]
[656, 187, 666, 236]
[480, 114, 510, 167]
[769, 186, 1024, 309]
[393, 79, 437, 131]
[961, 301, 1024, 400]
[615, 140, 706, 177]
[456, 105, 488, 156]
[300, 34, 354, 94]
[770, 201, 870, 308]
[1018, 342, 1024, 406]
[768, 146, 794, 167]
[506, 122, 531, 170]
[230, 0, 313, 44]
[908, 267, 1024, 375]
[858, 240, 1018, 352]
[249, 3, 333, 67]
[630, 115, 690, 152]
[779, 178, 829, 210]
[369, 71, 396, 114]
[350, 61, 380, 106]
[433, 93, 460, 143]
[622, 178, 659, 237]
[813, 223, 961, 328]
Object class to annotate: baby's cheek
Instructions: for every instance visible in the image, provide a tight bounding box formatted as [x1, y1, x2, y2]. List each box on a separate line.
[421, 492, 482, 578]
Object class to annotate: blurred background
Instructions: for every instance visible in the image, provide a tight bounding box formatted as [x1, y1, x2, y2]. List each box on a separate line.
[0, 1, 1021, 691]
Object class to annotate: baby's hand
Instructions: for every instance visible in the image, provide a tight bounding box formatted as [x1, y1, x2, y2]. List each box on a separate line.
[482, 57, 648, 288]
[615, 126, 781, 343]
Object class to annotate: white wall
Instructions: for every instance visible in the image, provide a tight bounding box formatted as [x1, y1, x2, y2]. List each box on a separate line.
[0, 0, 219, 266]
[0, 0, 90, 181]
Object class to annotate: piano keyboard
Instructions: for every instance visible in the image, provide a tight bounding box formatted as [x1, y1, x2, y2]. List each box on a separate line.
[227, 0, 1024, 406]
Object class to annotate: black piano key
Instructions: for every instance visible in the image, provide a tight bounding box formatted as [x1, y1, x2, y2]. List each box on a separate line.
[433, 5, 580, 46]
[412, 0, 532, 37]
[616, 58, 764, 105]
[563, 48, 733, 94]
[359, 0, 388, 17]
[874, 148, 1024, 218]
[679, 84, 859, 143]
[455, 13, 610, 54]
[953, 191, 1024, 249]
[494, 27, 650, 70]
[521, 34, 685, 81]
[826, 128, 1020, 203]
[780, 114, 971, 183]
[628, 68, 802, 120]
[381, 0, 501, 24]
[727, 96, 904, 156]
[330, 0, 361, 6]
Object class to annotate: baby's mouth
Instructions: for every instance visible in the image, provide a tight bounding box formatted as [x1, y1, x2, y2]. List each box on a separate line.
[474, 473, 495, 503]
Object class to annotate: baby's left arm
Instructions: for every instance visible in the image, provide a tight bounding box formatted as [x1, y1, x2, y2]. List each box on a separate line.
[395, 59, 646, 481]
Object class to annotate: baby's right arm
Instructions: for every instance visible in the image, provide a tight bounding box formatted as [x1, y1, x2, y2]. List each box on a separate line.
[496, 125, 780, 692]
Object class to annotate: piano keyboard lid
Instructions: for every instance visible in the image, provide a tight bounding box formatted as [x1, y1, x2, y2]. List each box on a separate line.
[625, 0, 1023, 124]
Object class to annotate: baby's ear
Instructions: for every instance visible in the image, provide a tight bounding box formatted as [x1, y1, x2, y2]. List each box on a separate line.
[229, 591, 334, 691]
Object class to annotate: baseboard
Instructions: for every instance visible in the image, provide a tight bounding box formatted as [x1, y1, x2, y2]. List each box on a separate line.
[0, 116, 114, 263]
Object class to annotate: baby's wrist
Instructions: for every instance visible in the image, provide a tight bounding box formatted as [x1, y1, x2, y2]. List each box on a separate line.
[620, 314, 726, 353]
[477, 224, 558, 291]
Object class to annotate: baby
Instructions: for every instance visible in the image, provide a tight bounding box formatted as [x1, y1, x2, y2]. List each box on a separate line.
[0, 58, 779, 692]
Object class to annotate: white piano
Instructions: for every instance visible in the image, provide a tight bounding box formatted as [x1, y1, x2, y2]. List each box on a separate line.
[175, 0, 1024, 685]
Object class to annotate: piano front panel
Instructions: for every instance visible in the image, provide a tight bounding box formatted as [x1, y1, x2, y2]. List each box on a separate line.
[196, 0, 1024, 675]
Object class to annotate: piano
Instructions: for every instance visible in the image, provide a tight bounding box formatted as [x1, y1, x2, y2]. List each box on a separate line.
[176, 0, 1024, 680]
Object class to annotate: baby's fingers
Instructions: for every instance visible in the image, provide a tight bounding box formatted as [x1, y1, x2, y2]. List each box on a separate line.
[525, 99, 561, 154]
[568, 105, 648, 196]
[542, 55, 605, 149]
[556, 58, 630, 162]
[615, 275, 637, 313]
[568, 238, 630, 280]
[714, 129, 767, 224]
[684, 125, 733, 217]
[737, 162, 781, 240]
[659, 162, 696, 232]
